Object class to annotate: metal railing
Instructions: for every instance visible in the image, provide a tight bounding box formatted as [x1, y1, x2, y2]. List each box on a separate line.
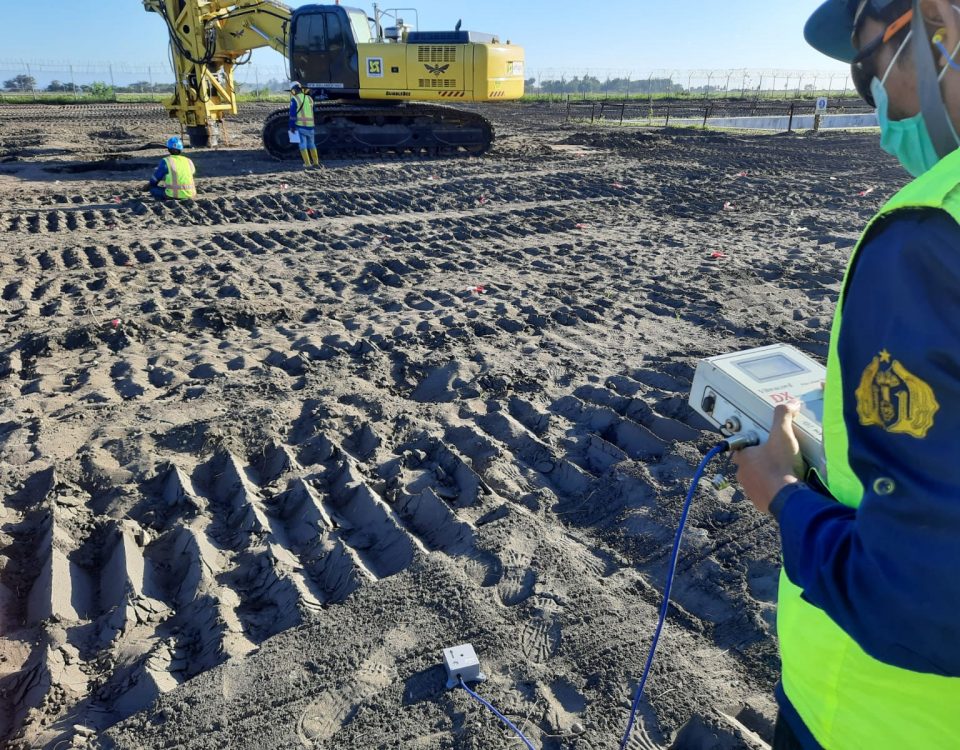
[565, 97, 876, 132]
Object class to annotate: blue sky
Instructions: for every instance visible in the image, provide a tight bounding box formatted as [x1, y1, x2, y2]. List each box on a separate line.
[0, 1, 846, 75]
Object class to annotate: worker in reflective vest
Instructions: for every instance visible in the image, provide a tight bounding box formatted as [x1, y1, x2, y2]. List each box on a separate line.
[734, 1, 960, 748]
[148, 136, 196, 200]
[289, 82, 320, 168]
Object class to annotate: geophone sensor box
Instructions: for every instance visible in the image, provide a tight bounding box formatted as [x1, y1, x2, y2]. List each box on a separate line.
[443, 644, 486, 689]
[689, 344, 827, 477]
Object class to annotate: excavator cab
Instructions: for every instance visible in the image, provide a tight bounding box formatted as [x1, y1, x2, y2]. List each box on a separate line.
[289, 5, 370, 96]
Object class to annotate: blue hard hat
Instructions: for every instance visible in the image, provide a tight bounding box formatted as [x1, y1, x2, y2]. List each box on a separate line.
[166, 136, 184, 151]
[805, 0, 908, 63]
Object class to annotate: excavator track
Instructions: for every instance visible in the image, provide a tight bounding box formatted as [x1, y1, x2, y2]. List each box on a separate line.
[262, 102, 495, 160]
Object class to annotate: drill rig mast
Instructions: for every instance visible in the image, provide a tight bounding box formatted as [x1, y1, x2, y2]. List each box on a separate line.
[143, 0, 292, 147]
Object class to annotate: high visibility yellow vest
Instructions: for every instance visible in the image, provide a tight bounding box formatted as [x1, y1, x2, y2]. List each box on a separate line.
[162, 155, 196, 200]
[778, 147, 960, 748]
[293, 92, 314, 128]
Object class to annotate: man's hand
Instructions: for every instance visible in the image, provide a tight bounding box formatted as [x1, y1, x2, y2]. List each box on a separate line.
[732, 402, 804, 514]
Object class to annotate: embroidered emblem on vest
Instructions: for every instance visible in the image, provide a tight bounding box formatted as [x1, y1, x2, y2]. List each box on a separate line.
[855, 350, 939, 438]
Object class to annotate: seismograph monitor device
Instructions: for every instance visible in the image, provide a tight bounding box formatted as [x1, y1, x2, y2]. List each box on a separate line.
[689, 344, 827, 477]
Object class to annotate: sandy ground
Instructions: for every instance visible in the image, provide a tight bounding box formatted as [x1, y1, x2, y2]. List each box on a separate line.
[0, 102, 904, 750]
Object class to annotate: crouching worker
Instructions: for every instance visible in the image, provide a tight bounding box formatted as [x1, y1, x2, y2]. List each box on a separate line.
[289, 82, 320, 168]
[148, 136, 197, 200]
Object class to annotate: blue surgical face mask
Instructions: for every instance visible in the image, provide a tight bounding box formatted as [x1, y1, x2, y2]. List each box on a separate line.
[871, 18, 960, 178]
[871, 30, 943, 177]
[871, 77, 942, 177]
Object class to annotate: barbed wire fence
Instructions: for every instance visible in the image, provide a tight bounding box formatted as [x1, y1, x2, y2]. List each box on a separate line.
[528, 68, 856, 99]
[0, 59, 856, 101]
[0, 59, 290, 99]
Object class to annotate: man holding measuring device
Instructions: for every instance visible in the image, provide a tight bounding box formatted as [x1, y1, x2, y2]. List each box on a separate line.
[724, 1, 960, 747]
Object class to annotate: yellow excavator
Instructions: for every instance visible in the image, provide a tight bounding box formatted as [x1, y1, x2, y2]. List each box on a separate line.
[141, 1, 525, 157]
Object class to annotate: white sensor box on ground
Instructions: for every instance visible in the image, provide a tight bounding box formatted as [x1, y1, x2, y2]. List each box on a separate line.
[443, 644, 486, 689]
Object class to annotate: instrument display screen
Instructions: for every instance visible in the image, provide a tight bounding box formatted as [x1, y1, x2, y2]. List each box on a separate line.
[800, 391, 825, 424]
[735, 353, 807, 383]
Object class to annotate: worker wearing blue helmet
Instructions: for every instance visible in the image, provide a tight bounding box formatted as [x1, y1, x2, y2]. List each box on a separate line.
[733, 0, 960, 748]
[148, 136, 197, 200]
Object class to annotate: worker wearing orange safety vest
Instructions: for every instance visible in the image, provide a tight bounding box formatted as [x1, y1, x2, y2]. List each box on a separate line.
[148, 136, 197, 200]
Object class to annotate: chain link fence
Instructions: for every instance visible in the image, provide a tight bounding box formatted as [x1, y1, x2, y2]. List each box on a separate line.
[528, 68, 855, 100]
[0, 60, 855, 103]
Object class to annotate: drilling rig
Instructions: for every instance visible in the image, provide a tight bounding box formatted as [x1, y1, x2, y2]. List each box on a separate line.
[142, 1, 525, 157]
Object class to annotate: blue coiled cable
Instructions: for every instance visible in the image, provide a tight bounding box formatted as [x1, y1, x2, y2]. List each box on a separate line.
[619, 443, 728, 750]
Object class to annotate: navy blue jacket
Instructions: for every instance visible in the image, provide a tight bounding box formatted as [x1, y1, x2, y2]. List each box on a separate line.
[771, 208, 960, 748]
[148, 158, 170, 187]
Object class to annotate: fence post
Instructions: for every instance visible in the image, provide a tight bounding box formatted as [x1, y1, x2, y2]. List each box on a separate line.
[590, 102, 596, 123]
[25, 62, 37, 101]
[665, 105, 671, 127]
[702, 105, 710, 128]
[620, 101, 626, 125]
[109, 64, 117, 101]
[788, 102, 795, 133]
[70, 65, 78, 100]
[148, 66, 154, 94]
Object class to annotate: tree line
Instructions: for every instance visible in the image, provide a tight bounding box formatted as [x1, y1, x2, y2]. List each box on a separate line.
[2, 73, 288, 95]
[3, 74, 179, 94]
[526, 75, 685, 95]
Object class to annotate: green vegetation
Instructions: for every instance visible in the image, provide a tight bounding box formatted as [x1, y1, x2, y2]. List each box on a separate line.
[0, 90, 288, 104]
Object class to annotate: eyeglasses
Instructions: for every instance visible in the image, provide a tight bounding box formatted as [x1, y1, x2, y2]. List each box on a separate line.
[851, 8, 913, 106]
